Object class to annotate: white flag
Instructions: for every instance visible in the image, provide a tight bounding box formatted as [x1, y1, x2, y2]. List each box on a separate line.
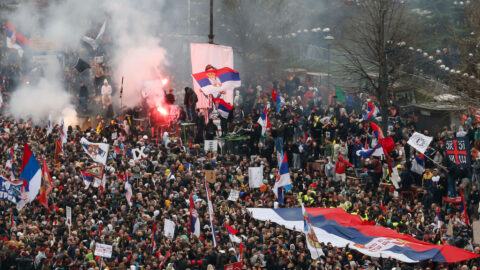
[407, 132, 433, 154]
[80, 137, 109, 165]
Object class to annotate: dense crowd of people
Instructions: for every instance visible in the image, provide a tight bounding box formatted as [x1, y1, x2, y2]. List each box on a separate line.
[2, 19, 480, 270]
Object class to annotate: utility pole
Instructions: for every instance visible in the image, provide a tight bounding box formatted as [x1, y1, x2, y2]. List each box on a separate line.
[208, 0, 214, 44]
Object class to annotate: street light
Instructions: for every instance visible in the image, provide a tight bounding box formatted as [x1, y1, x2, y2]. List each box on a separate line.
[325, 35, 334, 91]
[208, 0, 214, 44]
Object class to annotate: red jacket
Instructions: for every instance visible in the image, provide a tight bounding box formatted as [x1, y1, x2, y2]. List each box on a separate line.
[335, 156, 353, 174]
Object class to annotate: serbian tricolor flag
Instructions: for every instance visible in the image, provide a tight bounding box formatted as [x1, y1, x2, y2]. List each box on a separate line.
[189, 195, 200, 237]
[16, 143, 42, 210]
[248, 207, 479, 263]
[225, 222, 241, 243]
[273, 152, 292, 204]
[257, 107, 271, 136]
[192, 67, 241, 96]
[6, 21, 29, 57]
[363, 102, 379, 121]
[212, 97, 233, 119]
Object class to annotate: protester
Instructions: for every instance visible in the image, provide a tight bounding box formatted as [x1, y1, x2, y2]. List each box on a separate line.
[1, 23, 480, 270]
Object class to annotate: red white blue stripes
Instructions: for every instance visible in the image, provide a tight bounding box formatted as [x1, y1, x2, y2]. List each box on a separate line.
[205, 178, 217, 247]
[248, 207, 479, 263]
[212, 97, 233, 119]
[6, 21, 29, 57]
[192, 67, 241, 95]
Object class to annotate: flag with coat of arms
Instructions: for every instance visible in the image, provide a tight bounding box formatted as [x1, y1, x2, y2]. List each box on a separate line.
[80, 137, 109, 165]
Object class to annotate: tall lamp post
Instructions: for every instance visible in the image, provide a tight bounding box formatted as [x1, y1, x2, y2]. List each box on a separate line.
[208, 0, 214, 44]
[324, 35, 334, 90]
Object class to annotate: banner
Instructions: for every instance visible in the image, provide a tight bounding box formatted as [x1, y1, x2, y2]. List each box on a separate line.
[190, 43, 234, 108]
[80, 137, 109, 165]
[407, 132, 433, 154]
[444, 137, 471, 168]
[0, 176, 21, 204]
[248, 207, 479, 263]
[248, 166, 263, 188]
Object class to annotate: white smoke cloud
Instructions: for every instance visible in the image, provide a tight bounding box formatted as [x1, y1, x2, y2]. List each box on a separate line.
[8, 78, 76, 124]
[6, 0, 172, 123]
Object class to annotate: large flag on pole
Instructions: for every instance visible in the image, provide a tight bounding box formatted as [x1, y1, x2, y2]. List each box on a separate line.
[16, 143, 42, 210]
[248, 207, 479, 263]
[407, 132, 433, 154]
[80, 137, 109, 165]
[37, 157, 53, 209]
[204, 178, 217, 247]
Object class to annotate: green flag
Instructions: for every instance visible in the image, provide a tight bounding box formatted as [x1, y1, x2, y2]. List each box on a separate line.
[334, 85, 346, 102]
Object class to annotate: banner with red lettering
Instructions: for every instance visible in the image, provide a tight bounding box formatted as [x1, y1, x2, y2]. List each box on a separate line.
[444, 137, 471, 168]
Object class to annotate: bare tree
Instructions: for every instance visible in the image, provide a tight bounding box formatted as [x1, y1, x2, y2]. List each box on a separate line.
[340, 0, 416, 131]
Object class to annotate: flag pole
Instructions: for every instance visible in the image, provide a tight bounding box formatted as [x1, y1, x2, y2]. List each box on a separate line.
[119, 77, 124, 114]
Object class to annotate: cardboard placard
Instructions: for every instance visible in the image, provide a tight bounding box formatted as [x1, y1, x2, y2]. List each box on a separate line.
[205, 170, 216, 183]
